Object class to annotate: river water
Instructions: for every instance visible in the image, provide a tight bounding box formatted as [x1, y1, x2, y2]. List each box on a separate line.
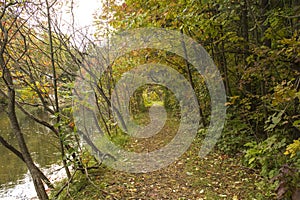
[0, 110, 63, 199]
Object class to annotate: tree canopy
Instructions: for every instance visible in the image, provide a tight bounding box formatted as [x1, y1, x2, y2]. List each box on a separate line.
[0, 0, 299, 199]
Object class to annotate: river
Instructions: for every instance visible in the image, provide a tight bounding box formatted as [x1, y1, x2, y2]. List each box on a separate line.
[0, 110, 63, 199]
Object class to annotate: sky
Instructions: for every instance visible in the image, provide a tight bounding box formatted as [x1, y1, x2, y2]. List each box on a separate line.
[72, 0, 101, 29]
[57, 0, 124, 45]
[58, 0, 103, 40]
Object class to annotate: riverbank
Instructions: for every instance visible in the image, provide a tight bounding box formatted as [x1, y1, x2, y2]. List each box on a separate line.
[0, 164, 67, 199]
[0, 110, 62, 199]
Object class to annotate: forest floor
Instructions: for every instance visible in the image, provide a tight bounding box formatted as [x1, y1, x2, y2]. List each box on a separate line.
[51, 115, 272, 200]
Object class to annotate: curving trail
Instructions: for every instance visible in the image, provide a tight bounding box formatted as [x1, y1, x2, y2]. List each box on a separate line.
[76, 123, 266, 200]
[54, 112, 267, 199]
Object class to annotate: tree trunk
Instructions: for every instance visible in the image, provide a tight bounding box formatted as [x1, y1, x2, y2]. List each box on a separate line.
[260, 0, 271, 47]
[241, 0, 249, 65]
[181, 29, 207, 127]
[1, 59, 49, 199]
[1, 5, 49, 198]
[45, 0, 71, 180]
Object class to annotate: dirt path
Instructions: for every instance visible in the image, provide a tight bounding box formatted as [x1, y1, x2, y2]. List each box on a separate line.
[72, 122, 267, 200]
[58, 114, 268, 199]
[94, 139, 263, 199]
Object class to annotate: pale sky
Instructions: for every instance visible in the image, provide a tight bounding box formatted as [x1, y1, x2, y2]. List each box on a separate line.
[57, 0, 124, 45]
[73, 0, 101, 28]
[57, 0, 103, 40]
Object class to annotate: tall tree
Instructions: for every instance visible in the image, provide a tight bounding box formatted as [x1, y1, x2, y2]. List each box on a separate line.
[0, 2, 49, 199]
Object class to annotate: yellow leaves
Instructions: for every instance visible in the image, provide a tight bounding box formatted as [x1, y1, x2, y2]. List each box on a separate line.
[284, 138, 300, 158]
[280, 31, 300, 46]
[35, 81, 51, 95]
[42, 60, 51, 66]
[225, 96, 239, 106]
[17, 87, 37, 103]
[272, 80, 299, 106]
[11, 71, 21, 77]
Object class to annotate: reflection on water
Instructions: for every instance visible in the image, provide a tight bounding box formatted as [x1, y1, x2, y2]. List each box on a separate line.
[0, 164, 67, 199]
[0, 110, 61, 198]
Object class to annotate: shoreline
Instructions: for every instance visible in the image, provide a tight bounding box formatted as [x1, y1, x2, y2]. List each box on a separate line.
[0, 164, 67, 200]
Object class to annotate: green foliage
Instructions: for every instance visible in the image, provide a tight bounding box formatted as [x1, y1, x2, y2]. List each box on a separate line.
[264, 110, 284, 132]
[243, 135, 287, 178]
[242, 135, 289, 198]
[110, 133, 129, 148]
[100, 1, 300, 195]
[217, 115, 252, 154]
[49, 169, 106, 200]
[272, 80, 300, 107]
